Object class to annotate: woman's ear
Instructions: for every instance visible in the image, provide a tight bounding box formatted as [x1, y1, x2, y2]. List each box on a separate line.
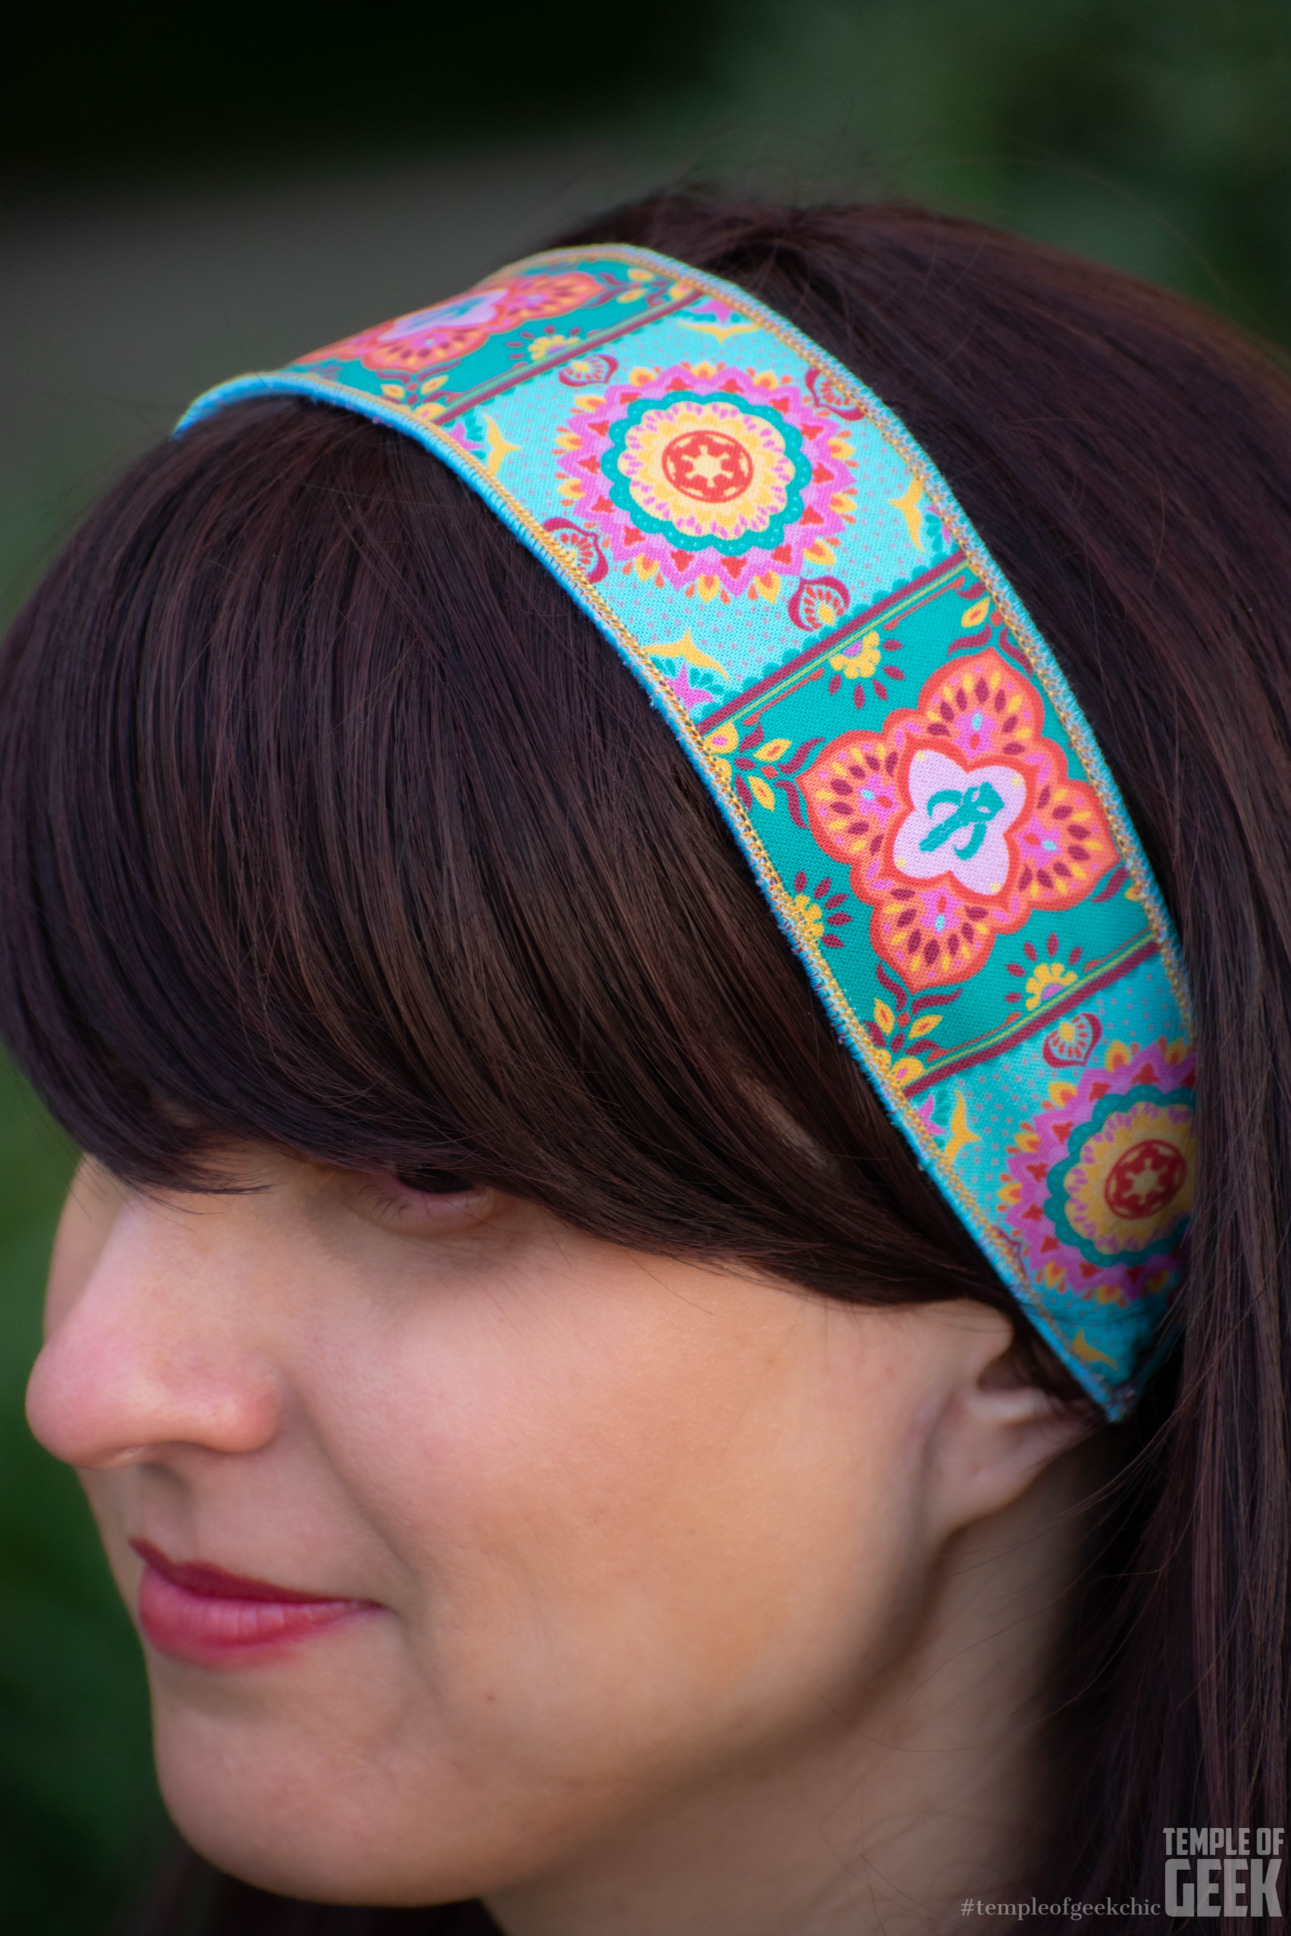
[915, 1302, 1104, 1539]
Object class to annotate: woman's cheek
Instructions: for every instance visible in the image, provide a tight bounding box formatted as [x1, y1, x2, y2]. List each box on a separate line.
[335, 1255, 923, 1788]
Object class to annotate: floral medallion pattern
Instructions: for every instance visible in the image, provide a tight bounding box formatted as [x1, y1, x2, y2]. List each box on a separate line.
[798, 650, 1116, 989]
[553, 362, 857, 605]
[300, 271, 606, 378]
[998, 1037, 1193, 1306]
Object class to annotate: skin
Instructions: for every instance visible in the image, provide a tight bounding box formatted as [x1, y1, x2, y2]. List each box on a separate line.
[27, 1150, 1099, 1935]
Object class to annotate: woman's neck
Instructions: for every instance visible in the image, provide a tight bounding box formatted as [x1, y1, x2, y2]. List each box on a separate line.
[485, 1440, 1104, 1936]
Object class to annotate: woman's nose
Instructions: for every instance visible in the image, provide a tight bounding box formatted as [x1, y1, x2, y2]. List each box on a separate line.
[26, 1176, 283, 1471]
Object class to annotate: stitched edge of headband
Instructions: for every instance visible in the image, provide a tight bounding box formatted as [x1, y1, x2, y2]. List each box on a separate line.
[177, 242, 1196, 1416]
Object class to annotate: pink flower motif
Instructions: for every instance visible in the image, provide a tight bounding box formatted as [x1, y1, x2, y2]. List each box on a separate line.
[998, 1037, 1194, 1307]
[553, 363, 857, 606]
[542, 517, 608, 583]
[798, 650, 1117, 989]
[805, 366, 867, 421]
[299, 272, 606, 377]
[789, 576, 851, 630]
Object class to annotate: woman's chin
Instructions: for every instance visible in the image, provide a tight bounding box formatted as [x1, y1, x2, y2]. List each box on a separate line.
[150, 1705, 586, 1911]
[159, 1769, 490, 1909]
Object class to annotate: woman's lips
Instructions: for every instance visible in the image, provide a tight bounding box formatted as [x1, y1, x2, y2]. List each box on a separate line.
[130, 1538, 377, 1667]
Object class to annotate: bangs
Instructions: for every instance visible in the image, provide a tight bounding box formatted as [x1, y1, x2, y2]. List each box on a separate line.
[0, 394, 983, 1297]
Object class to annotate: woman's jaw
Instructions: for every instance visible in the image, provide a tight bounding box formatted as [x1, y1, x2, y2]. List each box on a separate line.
[29, 1152, 1097, 1933]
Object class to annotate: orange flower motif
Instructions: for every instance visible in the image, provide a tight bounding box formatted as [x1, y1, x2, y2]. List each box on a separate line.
[798, 650, 1116, 990]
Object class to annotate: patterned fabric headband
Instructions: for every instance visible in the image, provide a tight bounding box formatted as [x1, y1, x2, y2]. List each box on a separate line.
[179, 244, 1194, 1417]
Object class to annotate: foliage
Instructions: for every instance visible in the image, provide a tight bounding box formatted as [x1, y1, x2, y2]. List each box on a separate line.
[0, 1062, 167, 1931]
[715, 0, 1291, 345]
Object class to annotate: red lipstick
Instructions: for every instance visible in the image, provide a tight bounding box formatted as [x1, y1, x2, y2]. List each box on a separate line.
[131, 1539, 376, 1667]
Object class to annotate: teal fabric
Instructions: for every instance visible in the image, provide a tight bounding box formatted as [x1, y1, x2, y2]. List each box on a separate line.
[179, 246, 1194, 1415]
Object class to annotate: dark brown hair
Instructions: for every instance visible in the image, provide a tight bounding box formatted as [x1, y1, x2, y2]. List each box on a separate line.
[4, 195, 1291, 1934]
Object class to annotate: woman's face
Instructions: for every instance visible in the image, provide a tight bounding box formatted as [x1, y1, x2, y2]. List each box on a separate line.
[27, 1150, 1019, 1908]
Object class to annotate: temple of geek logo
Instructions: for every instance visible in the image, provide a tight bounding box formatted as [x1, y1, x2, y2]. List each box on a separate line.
[1163, 1828, 1284, 1917]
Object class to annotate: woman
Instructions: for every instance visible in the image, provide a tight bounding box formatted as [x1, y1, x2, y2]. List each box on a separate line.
[2, 194, 1288, 1934]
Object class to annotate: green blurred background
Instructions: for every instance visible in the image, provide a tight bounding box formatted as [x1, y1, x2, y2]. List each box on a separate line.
[3, 0, 1290, 1926]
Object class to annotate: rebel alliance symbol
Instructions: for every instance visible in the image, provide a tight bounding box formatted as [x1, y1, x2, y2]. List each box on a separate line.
[893, 749, 1027, 898]
[918, 782, 1007, 863]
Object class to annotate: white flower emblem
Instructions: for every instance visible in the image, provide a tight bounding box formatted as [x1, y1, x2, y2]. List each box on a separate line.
[892, 749, 1027, 897]
[379, 291, 507, 343]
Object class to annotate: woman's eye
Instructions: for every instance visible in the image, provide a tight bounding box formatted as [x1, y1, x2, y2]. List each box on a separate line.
[354, 1166, 498, 1236]
[394, 1168, 475, 1196]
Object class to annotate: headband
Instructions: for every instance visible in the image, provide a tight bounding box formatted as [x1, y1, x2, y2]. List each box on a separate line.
[179, 244, 1194, 1416]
